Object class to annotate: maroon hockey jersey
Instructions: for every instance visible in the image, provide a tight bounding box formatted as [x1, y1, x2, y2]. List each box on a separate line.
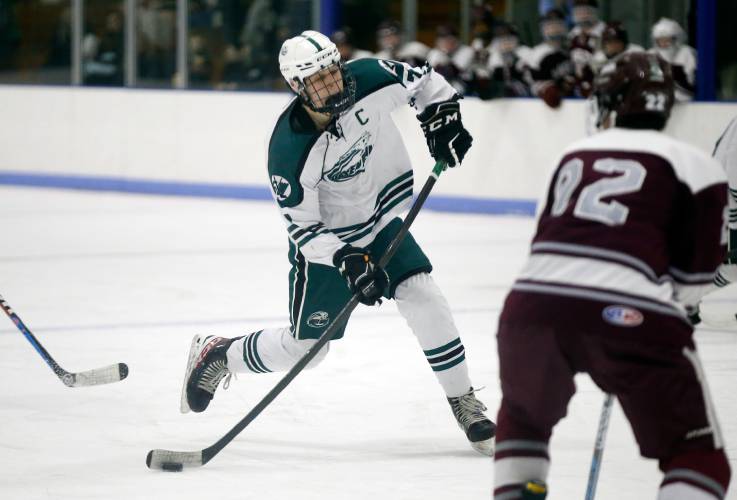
[514, 127, 728, 318]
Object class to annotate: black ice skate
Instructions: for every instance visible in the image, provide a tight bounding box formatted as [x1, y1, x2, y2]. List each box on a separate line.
[180, 335, 237, 414]
[447, 387, 496, 456]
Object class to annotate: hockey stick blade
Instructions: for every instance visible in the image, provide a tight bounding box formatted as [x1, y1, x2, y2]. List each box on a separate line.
[0, 294, 129, 388]
[147, 449, 204, 470]
[63, 362, 129, 387]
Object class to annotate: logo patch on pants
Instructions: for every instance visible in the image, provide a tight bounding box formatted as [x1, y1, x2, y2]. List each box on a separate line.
[307, 311, 330, 328]
[602, 305, 644, 327]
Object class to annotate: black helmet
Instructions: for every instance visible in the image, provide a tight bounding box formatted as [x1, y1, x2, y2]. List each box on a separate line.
[593, 51, 674, 130]
[602, 21, 629, 46]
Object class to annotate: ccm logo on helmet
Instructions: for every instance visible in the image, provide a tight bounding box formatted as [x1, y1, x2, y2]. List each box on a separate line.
[427, 112, 459, 132]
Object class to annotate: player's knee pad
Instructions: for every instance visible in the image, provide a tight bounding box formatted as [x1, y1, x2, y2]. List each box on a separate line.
[394, 272, 455, 327]
[659, 449, 730, 500]
[283, 332, 330, 368]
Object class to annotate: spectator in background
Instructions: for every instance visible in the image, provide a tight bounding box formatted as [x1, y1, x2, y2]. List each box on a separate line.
[83, 10, 124, 86]
[566, 0, 604, 97]
[220, 0, 285, 88]
[374, 19, 429, 67]
[331, 28, 372, 62]
[427, 25, 475, 95]
[650, 17, 696, 102]
[485, 23, 531, 98]
[568, 0, 605, 52]
[591, 21, 643, 71]
[138, 0, 176, 82]
[525, 9, 575, 108]
[0, 0, 20, 71]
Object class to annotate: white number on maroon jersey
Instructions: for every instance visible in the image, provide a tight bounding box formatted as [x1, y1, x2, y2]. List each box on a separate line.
[551, 158, 583, 216]
[644, 92, 666, 112]
[551, 158, 647, 226]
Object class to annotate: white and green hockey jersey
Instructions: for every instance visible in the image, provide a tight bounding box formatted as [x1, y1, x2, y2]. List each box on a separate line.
[267, 58, 457, 266]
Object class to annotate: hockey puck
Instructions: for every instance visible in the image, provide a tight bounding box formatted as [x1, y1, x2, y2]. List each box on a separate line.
[161, 462, 183, 472]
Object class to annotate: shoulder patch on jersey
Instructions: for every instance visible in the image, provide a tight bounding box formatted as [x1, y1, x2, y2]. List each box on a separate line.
[267, 100, 321, 208]
[346, 58, 404, 102]
[270, 174, 292, 201]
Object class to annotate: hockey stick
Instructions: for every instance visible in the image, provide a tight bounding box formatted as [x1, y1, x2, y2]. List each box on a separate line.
[0, 294, 129, 387]
[146, 159, 448, 471]
[584, 393, 614, 500]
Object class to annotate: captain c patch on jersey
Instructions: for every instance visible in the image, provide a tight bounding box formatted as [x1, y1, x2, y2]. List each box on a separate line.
[325, 131, 373, 182]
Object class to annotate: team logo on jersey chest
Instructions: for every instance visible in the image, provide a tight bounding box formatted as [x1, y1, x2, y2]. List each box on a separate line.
[307, 311, 330, 328]
[325, 131, 373, 182]
[271, 175, 292, 201]
[602, 305, 644, 327]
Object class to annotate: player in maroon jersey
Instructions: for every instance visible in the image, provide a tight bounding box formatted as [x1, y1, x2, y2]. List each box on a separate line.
[493, 52, 731, 499]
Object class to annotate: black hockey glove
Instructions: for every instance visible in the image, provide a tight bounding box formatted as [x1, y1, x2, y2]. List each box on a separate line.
[333, 245, 389, 306]
[417, 99, 473, 168]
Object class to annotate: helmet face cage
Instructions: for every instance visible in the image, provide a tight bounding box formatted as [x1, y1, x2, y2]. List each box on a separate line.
[295, 61, 356, 115]
[279, 31, 356, 116]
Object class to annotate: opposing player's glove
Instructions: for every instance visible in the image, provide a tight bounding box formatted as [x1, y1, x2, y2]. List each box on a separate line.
[417, 99, 473, 167]
[333, 245, 389, 306]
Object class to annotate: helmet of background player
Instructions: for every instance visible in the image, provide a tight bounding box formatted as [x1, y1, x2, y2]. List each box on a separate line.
[572, 0, 599, 31]
[592, 51, 674, 131]
[651, 18, 684, 62]
[376, 19, 402, 52]
[331, 28, 355, 61]
[540, 9, 568, 50]
[601, 21, 629, 59]
[491, 22, 520, 55]
[279, 30, 356, 116]
[435, 24, 460, 55]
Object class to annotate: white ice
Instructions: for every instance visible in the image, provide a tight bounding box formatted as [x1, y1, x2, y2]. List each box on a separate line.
[0, 186, 735, 500]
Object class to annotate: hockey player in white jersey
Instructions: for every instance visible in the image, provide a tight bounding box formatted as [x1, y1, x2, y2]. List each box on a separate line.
[712, 118, 737, 290]
[691, 117, 737, 327]
[178, 30, 496, 456]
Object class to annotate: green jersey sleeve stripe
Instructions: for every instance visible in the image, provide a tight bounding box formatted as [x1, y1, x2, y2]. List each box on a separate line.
[342, 189, 412, 243]
[295, 228, 331, 247]
[332, 176, 413, 234]
[334, 183, 412, 241]
[291, 222, 325, 240]
[374, 170, 413, 208]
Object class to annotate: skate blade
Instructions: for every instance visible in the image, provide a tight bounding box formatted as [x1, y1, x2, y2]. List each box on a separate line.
[471, 437, 495, 457]
[179, 335, 205, 414]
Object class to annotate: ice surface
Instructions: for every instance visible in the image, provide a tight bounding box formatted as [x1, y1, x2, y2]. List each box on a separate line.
[0, 187, 735, 500]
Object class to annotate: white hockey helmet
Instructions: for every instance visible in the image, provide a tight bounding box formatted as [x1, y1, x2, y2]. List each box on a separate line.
[651, 18, 684, 46]
[278, 30, 355, 114]
[651, 18, 684, 61]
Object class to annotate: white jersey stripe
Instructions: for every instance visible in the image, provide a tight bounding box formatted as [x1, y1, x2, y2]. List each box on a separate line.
[531, 241, 659, 282]
[682, 348, 725, 450]
[517, 253, 678, 307]
[512, 281, 687, 320]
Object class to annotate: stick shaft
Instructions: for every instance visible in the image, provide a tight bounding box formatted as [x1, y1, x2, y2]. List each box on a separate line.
[0, 294, 66, 377]
[585, 394, 614, 500]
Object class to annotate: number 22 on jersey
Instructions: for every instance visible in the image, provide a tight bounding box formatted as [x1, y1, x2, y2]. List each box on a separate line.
[551, 157, 647, 226]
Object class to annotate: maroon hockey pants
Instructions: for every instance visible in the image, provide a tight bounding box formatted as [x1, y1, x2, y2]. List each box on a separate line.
[494, 291, 730, 499]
